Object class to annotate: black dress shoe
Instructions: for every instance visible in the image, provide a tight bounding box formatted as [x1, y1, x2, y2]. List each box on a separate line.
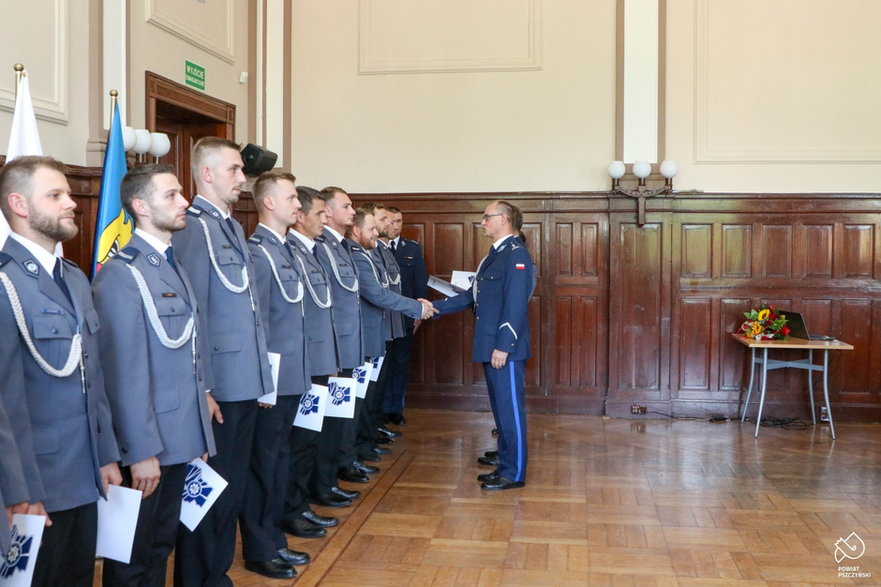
[353, 460, 379, 475]
[387, 413, 406, 426]
[481, 476, 525, 491]
[331, 486, 361, 500]
[244, 558, 296, 579]
[310, 493, 352, 508]
[338, 467, 370, 484]
[477, 455, 500, 466]
[277, 548, 310, 566]
[377, 425, 402, 438]
[372, 446, 391, 456]
[477, 470, 500, 483]
[375, 435, 394, 445]
[282, 516, 327, 539]
[484, 450, 498, 458]
[302, 509, 338, 527]
[359, 452, 381, 462]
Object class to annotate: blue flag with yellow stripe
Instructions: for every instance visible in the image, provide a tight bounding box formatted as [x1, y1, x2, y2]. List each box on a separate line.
[91, 101, 131, 277]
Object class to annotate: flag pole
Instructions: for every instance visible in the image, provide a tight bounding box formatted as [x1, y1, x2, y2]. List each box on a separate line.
[13, 63, 23, 99]
[109, 89, 118, 129]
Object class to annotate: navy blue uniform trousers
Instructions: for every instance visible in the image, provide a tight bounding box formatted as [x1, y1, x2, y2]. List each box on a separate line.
[484, 360, 527, 482]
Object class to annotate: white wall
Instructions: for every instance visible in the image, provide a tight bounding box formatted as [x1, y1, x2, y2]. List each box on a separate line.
[289, 0, 617, 193]
[666, 0, 881, 193]
[0, 0, 93, 166]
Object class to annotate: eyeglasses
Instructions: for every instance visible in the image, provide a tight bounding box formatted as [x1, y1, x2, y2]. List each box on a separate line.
[482, 213, 503, 221]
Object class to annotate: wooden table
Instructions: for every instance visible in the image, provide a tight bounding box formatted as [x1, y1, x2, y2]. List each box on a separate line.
[731, 334, 853, 438]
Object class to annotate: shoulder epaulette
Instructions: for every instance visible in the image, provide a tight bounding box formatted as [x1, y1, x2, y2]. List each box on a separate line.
[60, 257, 82, 268]
[0, 252, 11, 268]
[248, 233, 265, 245]
[186, 207, 202, 217]
[403, 238, 418, 245]
[115, 247, 138, 264]
[350, 244, 364, 253]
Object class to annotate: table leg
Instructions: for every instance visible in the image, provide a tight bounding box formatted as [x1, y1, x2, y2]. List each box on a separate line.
[754, 348, 769, 438]
[741, 347, 757, 422]
[807, 349, 816, 425]
[822, 349, 836, 439]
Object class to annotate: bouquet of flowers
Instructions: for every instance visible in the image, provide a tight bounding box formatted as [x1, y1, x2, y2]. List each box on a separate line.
[739, 305, 789, 340]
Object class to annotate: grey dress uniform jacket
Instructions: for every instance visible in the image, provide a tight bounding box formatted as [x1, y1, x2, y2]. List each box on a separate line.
[373, 240, 407, 339]
[0, 239, 119, 513]
[247, 226, 310, 395]
[172, 197, 273, 401]
[91, 233, 216, 467]
[314, 227, 363, 370]
[286, 230, 338, 377]
[349, 240, 423, 358]
[0, 396, 27, 555]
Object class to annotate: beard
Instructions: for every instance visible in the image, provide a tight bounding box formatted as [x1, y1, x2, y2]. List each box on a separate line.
[29, 205, 77, 243]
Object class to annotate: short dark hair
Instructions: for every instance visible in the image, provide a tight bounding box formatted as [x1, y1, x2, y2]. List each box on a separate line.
[191, 136, 241, 179]
[252, 170, 297, 212]
[0, 156, 70, 219]
[318, 186, 348, 204]
[296, 186, 321, 214]
[352, 207, 374, 229]
[120, 164, 176, 226]
[386, 206, 401, 214]
[492, 200, 523, 231]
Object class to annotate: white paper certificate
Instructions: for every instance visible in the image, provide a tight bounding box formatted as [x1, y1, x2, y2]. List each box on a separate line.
[96, 485, 143, 563]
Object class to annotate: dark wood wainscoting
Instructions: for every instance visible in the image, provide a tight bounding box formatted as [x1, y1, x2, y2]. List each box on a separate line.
[351, 192, 881, 422]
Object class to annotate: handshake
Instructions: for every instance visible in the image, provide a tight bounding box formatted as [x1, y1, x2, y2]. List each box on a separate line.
[418, 298, 438, 320]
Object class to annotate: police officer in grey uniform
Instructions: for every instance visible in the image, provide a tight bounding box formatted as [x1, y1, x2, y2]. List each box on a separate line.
[0, 156, 122, 586]
[172, 138, 273, 586]
[92, 164, 217, 586]
[0, 387, 28, 559]
[240, 171, 311, 579]
[281, 187, 341, 538]
[311, 186, 364, 505]
[366, 204, 406, 440]
[347, 208, 435, 462]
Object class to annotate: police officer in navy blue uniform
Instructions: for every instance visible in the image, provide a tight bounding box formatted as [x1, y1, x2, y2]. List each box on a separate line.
[432, 200, 533, 491]
[240, 171, 311, 580]
[173, 138, 274, 586]
[0, 156, 122, 585]
[382, 207, 428, 425]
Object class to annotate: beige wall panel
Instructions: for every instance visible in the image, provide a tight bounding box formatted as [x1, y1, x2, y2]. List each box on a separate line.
[667, 0, 881, 192]
[128, 0, 249, 144]
[0, 0, 91, 165]
[291, 0, 615, 192]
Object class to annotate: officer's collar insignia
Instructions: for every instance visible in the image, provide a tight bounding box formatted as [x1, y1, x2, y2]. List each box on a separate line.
[208, 208, 221, 219]
[268, 235, 279, 245]
[147, 253, 161, 267]
[498, 244, 508, 252]
[22, 260, 39, 275]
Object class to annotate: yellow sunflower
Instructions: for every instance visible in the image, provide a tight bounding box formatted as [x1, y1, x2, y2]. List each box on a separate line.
[751, 321, 764, 335]
[757, 309, 770, 321]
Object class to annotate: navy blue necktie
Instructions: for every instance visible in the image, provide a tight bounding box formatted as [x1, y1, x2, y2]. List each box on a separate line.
[390, 239, 397, 253]
[165, 246, 178, 271]
[52, 259, 73, 305]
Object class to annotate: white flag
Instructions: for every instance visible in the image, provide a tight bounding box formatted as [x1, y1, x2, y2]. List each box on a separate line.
[2, 70, 52, 252]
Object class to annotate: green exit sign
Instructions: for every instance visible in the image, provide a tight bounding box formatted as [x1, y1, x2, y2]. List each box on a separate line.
[185, 61, 206, 91]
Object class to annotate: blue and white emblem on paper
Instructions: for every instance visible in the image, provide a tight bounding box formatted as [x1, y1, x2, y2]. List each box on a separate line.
[1, 514, 45, 586]
[353, 363, 373, 399]
[180, 459, 228, 531]
[325, 377, 356, 418]
[293, 383, 327, 432]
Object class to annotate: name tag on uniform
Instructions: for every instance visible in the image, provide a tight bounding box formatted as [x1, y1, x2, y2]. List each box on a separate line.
[221, 244, 233, 249]
[41, 308, 64, 315]
[162, 292, 177, 298]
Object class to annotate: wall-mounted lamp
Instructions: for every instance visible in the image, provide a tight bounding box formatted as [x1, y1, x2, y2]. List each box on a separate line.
[607, 159, 678, 225]
[123, 126, 171, 164]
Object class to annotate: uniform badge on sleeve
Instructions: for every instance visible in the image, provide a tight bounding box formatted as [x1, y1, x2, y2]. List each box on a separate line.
[515, 263, 526, 270]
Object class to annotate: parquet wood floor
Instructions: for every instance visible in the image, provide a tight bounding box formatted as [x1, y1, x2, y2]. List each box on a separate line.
[97, 409, 881, 585]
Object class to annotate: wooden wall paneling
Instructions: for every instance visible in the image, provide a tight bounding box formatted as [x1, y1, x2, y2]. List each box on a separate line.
[761, 224, 794, 279]
[803, 223, 834, 278]
[721, 223, 751, 279]
[842, 223, 874, 278]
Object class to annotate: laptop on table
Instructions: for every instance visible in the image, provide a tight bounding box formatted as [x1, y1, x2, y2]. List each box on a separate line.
[779, 310, 835, 341]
